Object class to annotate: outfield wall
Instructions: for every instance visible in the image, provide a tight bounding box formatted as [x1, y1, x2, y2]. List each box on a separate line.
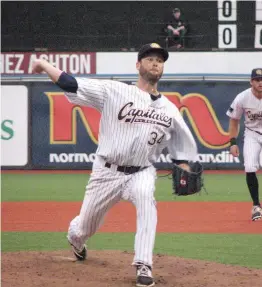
[3, 78, 261, 171]
[1, 51, 262, 170]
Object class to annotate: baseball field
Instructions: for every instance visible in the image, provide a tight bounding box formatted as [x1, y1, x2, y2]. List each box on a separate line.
[2, 170, 262, 287]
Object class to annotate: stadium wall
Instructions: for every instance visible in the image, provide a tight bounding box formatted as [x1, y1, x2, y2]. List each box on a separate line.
[1, 51, 262, 170]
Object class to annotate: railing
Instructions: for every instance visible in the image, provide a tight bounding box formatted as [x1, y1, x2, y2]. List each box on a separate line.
[1, 74, 251, 83]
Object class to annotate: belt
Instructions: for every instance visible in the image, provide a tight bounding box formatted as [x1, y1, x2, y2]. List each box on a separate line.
[105, 162, 143, 174]
[246, 127, 262, 135]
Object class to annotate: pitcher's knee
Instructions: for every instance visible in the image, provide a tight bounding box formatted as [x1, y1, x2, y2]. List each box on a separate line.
[135, 197, 157, 224]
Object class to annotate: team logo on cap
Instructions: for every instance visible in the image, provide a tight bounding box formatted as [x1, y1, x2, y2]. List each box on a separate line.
[150, 43, 161, 48]
[256, 69, 262, 75]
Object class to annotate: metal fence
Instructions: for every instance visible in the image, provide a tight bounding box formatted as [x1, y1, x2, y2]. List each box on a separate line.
[2, 1, 262, 52]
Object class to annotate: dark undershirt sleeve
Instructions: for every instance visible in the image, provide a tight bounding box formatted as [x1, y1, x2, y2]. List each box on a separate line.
[56, 72, 78, 93]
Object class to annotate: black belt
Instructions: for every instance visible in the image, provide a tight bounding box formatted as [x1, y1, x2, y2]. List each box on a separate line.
[247, 127, 262, 135]
[105, 162, 143, 174]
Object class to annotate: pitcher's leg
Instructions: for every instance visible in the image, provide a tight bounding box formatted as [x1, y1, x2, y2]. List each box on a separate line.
[67, 169, 124, 250]
[124, 167, 157, 267]
[134, 191, 157, 267]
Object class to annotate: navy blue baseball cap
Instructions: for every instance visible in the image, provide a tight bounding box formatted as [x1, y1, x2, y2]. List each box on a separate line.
[251, 68, 262, 80]
[138, 43, 169, 62]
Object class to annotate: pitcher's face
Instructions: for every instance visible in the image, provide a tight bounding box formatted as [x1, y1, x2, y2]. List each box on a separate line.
[136, 53, 164, 84]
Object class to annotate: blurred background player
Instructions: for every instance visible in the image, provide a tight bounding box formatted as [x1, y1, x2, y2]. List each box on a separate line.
[227, 68, 262, 221]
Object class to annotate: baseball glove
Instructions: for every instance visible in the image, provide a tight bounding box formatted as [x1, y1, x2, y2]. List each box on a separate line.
[172, 161, 204, 196]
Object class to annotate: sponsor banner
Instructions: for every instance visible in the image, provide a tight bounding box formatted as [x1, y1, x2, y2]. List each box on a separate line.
[1, 52, 260, 76]
[1, 85, 28, 166]
[1, 52, 96, 75]
[31, 83, 98, 169]
[48, 151, 240, 165]
[31, 81, 253, 169]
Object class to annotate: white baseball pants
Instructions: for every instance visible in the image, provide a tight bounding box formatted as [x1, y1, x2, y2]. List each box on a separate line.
[67, 155, 157, 267]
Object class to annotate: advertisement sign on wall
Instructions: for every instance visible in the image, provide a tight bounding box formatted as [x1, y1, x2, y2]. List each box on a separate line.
[1, 52, 96, 75]
[1, 85, 28, 166]
[30, 80, 252, 170]
[1, 52, 261, 76]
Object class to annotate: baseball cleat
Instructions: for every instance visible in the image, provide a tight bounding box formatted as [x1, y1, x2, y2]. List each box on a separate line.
[136, 264, 155, 287]
[251, 205, 262, 221]
[68, 241, 87, 261]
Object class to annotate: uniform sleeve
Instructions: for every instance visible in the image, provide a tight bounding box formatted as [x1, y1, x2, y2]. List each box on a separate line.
[64, 78, 108, 112]
[167, 106, 198, 161]
[226, 94, 244, 120]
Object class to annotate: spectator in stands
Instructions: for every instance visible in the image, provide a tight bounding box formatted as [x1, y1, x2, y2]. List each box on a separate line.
[165, 8, 188, 49]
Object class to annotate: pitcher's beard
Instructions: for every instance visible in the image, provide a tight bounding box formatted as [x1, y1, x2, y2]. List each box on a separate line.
[139, 68, 162, 85]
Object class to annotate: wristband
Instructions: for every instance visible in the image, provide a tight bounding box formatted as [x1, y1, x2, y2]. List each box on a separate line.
[230, 138, 237, 146]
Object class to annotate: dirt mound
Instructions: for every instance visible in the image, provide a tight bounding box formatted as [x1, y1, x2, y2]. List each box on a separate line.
[2, 250, 262, 287]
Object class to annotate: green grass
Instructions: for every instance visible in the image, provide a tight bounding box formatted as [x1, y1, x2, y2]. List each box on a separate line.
[2, 173, 261, 270]
[2, 173, 259, 202]
[2, 232, 262, 269]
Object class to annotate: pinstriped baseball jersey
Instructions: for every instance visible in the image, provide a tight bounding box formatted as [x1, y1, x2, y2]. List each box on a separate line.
[226, 87, 262, 172]
[65, 78, 198, 166]
[66, 77, 198, 268]
[226, 88, 262, 133]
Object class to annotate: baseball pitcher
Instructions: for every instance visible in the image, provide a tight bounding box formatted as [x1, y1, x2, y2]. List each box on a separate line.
[227, 68, 262, 221]
[32, 43, 199, 287]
